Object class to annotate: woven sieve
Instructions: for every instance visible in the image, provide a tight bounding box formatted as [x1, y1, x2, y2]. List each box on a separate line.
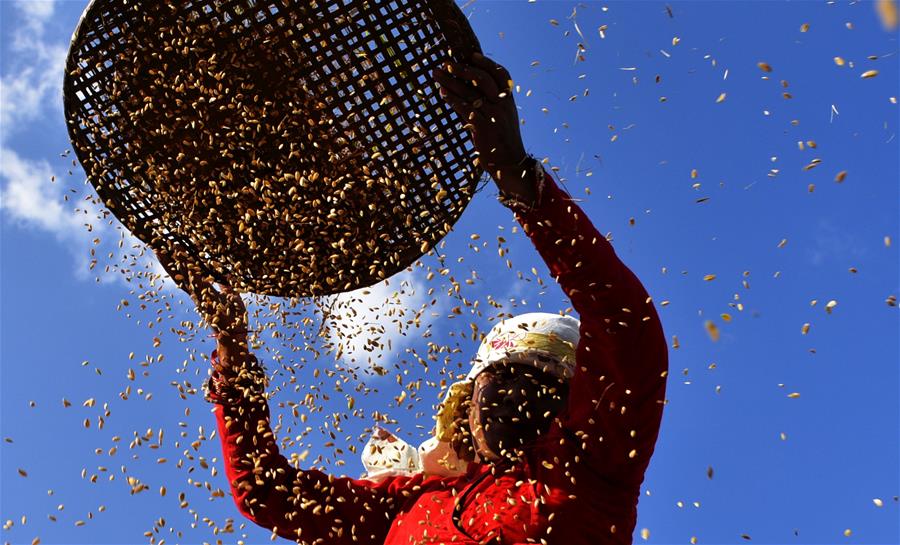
[64, 0, 484, 297]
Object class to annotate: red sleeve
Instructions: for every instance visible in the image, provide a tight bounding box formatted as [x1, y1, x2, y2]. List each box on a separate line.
[510, 169, 668, 485]
[208, 351, 429, 543]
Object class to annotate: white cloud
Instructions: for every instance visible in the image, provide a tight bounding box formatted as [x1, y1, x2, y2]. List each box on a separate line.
[0, 1, 66, 133]
[0, 146, 72, 231]
[324, 270, 434, 369]
[0, 142, 153, 286]
[0, 0, 121, 283]
[0, 46, 66, 129]
[14, 0, 55, 21]
[1, 0, 68, 231]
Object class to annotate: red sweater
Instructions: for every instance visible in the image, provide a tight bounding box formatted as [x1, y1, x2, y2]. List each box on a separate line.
[209, 171, 668, 544]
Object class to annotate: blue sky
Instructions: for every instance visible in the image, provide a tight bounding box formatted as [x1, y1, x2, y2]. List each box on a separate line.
[1, 1, 898, 544]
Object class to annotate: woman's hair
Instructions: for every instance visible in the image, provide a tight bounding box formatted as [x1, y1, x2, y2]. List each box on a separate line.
[449, 395, 477, 462]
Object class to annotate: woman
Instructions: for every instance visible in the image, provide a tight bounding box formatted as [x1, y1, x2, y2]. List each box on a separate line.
[160, 53, 668, 545]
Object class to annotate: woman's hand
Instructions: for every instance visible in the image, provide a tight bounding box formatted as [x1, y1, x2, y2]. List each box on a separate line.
[155, 246, 249, 374]
[432, 53, 537, 206]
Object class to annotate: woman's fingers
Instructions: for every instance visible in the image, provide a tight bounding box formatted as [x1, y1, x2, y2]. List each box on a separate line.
[156, 246, 204, 299]
[217, 283, 234, 296]
[442, 61, 501, 100]
[221, 286, 248, 315]
[436, 83, 479, 119]
[195, 283, 223, 319]
[155, 247, 250, 338]
[433, 67, 480, 101]
[161, 249, 220, 322]
[212, 283, 249, 336]
[469, 53, 514, 95]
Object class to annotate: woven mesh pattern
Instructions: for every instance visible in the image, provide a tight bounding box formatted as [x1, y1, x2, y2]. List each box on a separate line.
[64, 0, 483, 297]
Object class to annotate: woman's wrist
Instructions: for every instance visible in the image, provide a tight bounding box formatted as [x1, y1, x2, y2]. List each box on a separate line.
[492, 152, 530, 181]
[214, 334, 250, 376]
[495, 154, 542, 209]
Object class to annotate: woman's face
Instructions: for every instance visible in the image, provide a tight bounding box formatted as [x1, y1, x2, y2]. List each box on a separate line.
[466, 363, 569, 462]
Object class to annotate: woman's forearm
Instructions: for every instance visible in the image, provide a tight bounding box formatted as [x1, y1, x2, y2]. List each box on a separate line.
[207, 348, 416, 543]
